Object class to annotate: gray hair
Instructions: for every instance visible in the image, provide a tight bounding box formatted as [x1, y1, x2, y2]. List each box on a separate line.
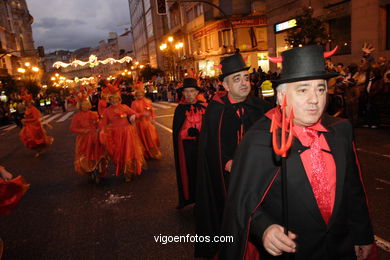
[275, 81, 328, 105]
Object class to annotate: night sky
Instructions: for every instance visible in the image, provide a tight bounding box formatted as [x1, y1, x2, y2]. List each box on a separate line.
[26, 0, 131, 53]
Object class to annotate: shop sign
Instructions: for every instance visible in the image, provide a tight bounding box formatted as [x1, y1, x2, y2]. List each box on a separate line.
[193, 16, 267, 40]
[275, 18, 297, 33]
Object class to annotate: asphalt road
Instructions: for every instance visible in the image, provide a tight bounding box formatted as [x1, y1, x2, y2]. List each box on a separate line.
[0, 102, 389, 259]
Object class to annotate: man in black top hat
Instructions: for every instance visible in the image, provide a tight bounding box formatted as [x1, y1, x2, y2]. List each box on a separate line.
[195, 53, 272, 258]
[172, 78, 207, 209]
[219, 45, 374, 260]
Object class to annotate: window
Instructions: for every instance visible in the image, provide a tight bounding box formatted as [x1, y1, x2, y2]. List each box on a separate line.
[387, 5, 390, 49]
[329, 16, 351, 55]
[195, 4, 203, 17]
[186, 8, 195, 22]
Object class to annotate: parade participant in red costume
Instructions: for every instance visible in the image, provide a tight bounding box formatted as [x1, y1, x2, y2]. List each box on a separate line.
[220, 45, 374, 260]
[0, 164, 29, 258]
[70, 88, 108, 184]
[172, 78, 207, 209]
[98, 85, 111, 118]
[19, 91, 54, 157]
[99, 82, 146, 182]
[131, 82, 162, 160]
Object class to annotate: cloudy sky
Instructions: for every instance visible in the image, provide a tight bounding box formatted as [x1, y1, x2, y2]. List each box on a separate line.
[26, 0, 131, 53]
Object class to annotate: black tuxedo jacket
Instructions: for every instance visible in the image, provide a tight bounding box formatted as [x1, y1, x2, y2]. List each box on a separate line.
[219, 113, 374, 260]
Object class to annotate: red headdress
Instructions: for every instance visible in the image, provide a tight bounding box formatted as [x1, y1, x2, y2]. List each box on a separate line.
[75, 85, 91, 103]
[20, 90, 33, 102]
[134, 81, 145, 93]
[104, 78, 122, 96]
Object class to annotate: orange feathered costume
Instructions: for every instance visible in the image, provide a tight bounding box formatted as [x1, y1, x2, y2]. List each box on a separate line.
[70, 91, 107, 175]
[131, 83, 162, 159]
[99, 81, 145, 178]
[0, 169, 29, 215]
[19, 92, 53, 150]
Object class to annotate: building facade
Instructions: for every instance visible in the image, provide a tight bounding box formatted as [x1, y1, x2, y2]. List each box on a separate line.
[265, 0, 390, 71]
[128, 0, 168, 70]
[0, 0, 38, 79]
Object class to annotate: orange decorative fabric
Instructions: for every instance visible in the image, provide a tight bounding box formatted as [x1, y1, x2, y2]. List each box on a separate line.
[19, 106, 53, 149]
[98, 99, 107, 117]
[70, 111, 107, 175]
[100, 104, 145, 177]
[0, 175, 29, 215]
[131, 97, 161, 159]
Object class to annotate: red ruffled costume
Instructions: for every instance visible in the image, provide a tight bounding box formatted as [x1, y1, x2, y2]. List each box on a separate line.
[131, 97, 162, 159]
[0, 166, 29, 215]
[70, 111, 107, 175]
[100, 104, 146, 177]
[19, 105, 53, 150]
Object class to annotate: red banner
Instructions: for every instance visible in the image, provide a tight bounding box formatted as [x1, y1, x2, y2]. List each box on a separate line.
[193, 16, 267, 40]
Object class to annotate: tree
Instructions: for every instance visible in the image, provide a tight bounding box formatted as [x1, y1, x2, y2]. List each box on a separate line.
[140, 65, 164, 81]
[285, 7, 330, 47]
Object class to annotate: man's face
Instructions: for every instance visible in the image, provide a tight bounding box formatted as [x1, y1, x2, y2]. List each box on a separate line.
[223, 70, 250, 102]
[182, 87, 199, 103]
[278, 79, 327, 127]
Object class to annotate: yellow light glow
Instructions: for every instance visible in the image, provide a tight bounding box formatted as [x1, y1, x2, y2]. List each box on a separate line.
[168, 36, 173, 42]
[160, 43, 167, 51]
[55, 73, 59, 77]
[175, 42, 184, 49]
[135, 61, 139, 65]
[127, 72, 131, 75]
[131, 66, 134, 70]
[121, 72, 125, 76]
[17, 68, 26, 73]
[32, 67, 39, 72]
[24, 62, 31, 67]
[51, 77, 56, 81]
[140, 65, 144, 69]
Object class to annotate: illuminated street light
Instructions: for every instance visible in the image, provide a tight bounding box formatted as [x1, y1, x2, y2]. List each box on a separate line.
[175, 42, 184, 49]
[159, 36, 184, 81]
[17, 68, 26, 73]
[24, 62, 31, 67]
[140, 65, 144, 69]
[32, 66, 40, 72]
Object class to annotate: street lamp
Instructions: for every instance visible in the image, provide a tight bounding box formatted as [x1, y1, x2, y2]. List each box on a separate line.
[17, 63, 40, 82]
[159, 36, 184, 81]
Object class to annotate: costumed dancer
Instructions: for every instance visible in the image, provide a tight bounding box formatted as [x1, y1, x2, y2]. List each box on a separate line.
[99, 81, 146, 182]
[219, 45, 374, 260]
[0, 165, 29, 258]
[195, 53, 272, 258]
[172, 77, 207, 209]
[98, 85, 111, 118]
[70, 88, 108, 184]
[131, 82, 162, 160]
[19, 91, 54, 157]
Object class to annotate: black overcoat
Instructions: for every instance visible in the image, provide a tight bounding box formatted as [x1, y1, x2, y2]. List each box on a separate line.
[195, 94, 272, 257]
[219, 111, 374, 260]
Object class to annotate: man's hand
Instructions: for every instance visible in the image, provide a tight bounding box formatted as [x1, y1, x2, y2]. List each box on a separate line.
[262, 224, 297, 256]
[355, 244, 372, 260]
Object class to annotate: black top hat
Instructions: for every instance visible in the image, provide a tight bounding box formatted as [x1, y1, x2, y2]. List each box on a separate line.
[219, 53, 250, 81]
[273, 45, 338, 85]
[178, 78, 201, 92]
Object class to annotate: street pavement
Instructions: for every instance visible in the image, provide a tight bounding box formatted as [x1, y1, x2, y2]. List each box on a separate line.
[0, 102, 389, 259]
